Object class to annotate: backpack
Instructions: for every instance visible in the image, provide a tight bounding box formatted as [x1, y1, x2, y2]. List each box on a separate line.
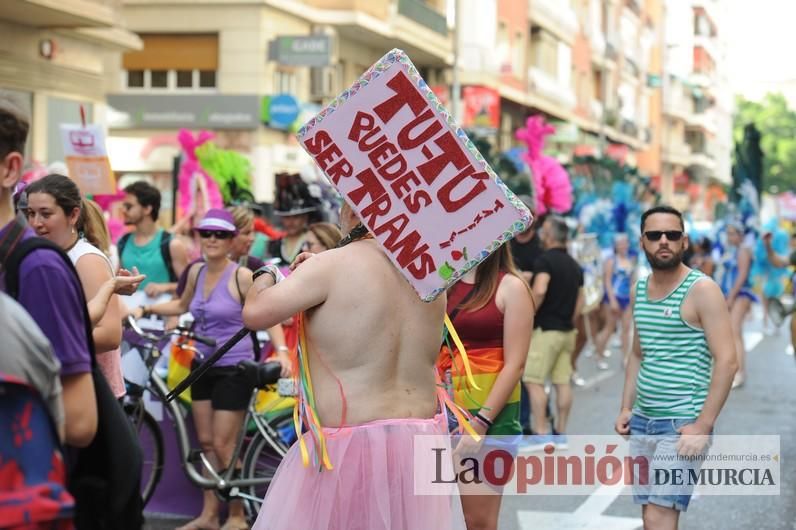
[118, 230, 177, 282]
[3, 233, 144, 530]
[0, 372, 75, 529]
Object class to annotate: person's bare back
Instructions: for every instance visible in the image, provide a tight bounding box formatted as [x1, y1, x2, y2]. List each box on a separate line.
[305, 239, 446, 425]
[243, 232, 446, 427]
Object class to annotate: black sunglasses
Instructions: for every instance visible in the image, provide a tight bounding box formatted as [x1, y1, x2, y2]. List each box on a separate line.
[197, 229, 234, 240]
[644, 230, 683, 242]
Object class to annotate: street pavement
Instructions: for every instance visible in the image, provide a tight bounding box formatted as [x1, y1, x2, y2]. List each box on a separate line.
[146, 312, 796, 530]
[501, 311, 795, 530]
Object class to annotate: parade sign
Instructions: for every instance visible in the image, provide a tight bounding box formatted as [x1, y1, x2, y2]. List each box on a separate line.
[60, 124, 116, 195]
[297, 49, 531, 301]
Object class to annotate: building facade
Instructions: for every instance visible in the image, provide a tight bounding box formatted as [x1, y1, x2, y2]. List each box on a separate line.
[106, 0, 451, 205]
[456, 0, 666, 174]
[658, 0, 732, 217]
[0, 0, 141, 166]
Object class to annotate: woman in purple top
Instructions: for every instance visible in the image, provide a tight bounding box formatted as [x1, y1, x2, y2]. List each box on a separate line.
[133, 209, 287, 530]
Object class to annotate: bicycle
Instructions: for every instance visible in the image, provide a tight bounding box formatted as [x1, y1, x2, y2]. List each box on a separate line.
[121, 316, 296, 521]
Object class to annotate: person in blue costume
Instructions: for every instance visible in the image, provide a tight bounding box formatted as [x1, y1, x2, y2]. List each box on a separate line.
[594, 233, 636, 369]
[753, 219, 790, 334]
[717, 223, 755, 388]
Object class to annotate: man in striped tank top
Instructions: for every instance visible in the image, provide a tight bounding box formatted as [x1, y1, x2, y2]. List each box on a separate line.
[615, 205, 738, 529]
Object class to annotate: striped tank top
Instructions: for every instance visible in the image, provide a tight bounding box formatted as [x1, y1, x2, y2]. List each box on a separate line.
[633, 269, 712, 418]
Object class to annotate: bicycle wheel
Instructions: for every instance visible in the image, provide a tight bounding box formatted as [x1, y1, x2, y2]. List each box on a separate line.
[124, 402, 164, 506]
[240, 423, 290, 520]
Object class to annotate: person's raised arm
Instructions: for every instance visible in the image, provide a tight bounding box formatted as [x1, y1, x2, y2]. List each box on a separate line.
[74, 254, 121, 352]
[243, 249, 333, 330]
[84, 268, 145, 326]
[235, 266, 290, 375]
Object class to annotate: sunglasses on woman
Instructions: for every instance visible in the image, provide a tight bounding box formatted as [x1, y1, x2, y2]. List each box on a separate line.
[644, 230, 683, 242]
[197, 229, 234, 240]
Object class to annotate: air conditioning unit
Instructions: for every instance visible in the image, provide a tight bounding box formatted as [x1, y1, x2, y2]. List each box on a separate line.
[310, 66, 336, 100]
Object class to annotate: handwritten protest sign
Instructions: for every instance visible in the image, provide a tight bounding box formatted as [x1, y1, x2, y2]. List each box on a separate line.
[297, 49, 531, 301]
[60, 124, 116, 195]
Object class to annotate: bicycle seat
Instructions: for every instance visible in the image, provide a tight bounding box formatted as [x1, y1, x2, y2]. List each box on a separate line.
[236, 360, 282, 389]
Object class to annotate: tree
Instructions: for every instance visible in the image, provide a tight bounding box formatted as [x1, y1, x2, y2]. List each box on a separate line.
[733, 93, 796, 194]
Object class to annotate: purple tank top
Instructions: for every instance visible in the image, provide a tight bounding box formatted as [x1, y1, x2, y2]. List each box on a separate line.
[189, 262, 253, 367]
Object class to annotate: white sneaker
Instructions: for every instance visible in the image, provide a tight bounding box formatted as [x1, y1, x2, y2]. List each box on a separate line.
[571, 373, 586, 386]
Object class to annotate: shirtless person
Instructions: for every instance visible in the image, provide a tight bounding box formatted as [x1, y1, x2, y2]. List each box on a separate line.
[242, 204, 464, 530]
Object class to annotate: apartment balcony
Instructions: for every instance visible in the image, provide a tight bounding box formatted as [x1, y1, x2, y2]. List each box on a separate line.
[299, 0, 452, 65]
[620, 118, 639, 139]
[664, 96, 694, 122]
[694, 35, 719, 62]
[303, 0, 392, 20]
[689, 151, 717, 171]
[686, 111, 718, 135]
[529, 0, 579, 44]
[528, 67, 576, 110]
[605, 33, 620, 62]
[590, 100, 604, 122]
[662, 142, 693, 167]
[691, 0, 718, 27]
[689, 71, 716, 90]
[1, 0, 117, 27]
[591, 31, 606, 61]
[397, 0, 447, 35]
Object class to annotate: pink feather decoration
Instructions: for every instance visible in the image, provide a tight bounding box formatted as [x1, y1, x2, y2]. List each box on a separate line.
[177, 129, 223, 221]
[515, 116, 573, 215]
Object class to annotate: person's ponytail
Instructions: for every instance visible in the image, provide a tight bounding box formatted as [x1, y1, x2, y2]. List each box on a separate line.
[79, 198, 111, 256]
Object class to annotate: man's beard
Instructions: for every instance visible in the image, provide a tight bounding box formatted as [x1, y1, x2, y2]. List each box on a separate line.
[644, 247, 683, 270]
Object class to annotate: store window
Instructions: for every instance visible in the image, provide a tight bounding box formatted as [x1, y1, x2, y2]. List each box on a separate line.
[123, 34, 218, 91]
[513, 32, 524, 77]
[274, 70, 298, 94]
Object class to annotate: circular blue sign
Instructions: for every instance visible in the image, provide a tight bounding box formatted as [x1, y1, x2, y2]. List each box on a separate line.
[268, 94, 300, 129]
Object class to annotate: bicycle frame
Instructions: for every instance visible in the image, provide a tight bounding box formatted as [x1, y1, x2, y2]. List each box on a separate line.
[126, 322, 289, 500]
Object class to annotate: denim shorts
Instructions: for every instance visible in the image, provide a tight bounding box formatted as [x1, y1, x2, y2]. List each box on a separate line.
[629, 413, 709, 512]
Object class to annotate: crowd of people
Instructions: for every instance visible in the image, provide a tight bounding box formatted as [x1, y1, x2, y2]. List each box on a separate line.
[1, 87, 795, 530]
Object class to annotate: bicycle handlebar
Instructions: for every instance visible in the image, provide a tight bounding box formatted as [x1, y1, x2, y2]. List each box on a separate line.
[124, 315, 217, 347]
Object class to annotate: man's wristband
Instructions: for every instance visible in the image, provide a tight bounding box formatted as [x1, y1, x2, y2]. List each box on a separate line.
[141, 305, 151, 318]
[276, 346, 289, 354]
[252, 265, 280, 284]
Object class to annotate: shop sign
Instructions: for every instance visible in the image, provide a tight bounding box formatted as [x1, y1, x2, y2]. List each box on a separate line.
[60, 124, 115, 194]
[107, 95, 260, 130]
[461, 85, 500, 131]
[269, 35, 331, 67]
[261, 94, 301, 130]
[297, 49, 531, 301]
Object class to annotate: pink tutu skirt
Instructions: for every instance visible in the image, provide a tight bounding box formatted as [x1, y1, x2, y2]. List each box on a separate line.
[252, 413, 465, 530]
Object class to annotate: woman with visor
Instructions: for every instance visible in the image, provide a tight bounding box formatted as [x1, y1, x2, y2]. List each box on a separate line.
[133, 208, 287, 530]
